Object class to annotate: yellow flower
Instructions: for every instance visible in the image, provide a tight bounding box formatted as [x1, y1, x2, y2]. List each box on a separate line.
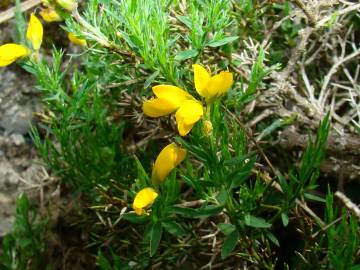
[0, 44, 30, 67]
[68, 33, 87, 47]
[143, 85, 203, 136]
[142, 65, 233, 136]
[193, 64, 233, 102]
[57, 0, 76, 11]
[40, 8, 63, 22]
[26, 13, 43, 50]
[152, 143, 186, 183]
[132, 187, 158, 215]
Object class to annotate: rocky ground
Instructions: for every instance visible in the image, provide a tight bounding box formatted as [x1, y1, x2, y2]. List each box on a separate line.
[0, 19, 46, 235]
[0, 67, 46, 236]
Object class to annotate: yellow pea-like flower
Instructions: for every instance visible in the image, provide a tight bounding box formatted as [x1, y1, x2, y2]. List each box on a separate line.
[26, 13, 43, 50]
[40, 8, 63, 22]
[142, 85, 203, 136]
[132, 187, 158, 215]
[152, 143, 186, 183]
[0, 44, 30, 67]
[193, 64, 233, 102]
[68, 33, 87, 47]
[142, 65, 232, 136]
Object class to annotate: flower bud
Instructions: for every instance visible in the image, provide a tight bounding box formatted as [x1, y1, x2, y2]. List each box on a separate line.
[151, 143, 186, 184]
[56, 0, 76, 11]
[202, 120, 213, 136]
[40, 8, 63, 22]
[26, 13, 43, 51]
[133, 188, 158, 215]
[68, 32, 87, 47]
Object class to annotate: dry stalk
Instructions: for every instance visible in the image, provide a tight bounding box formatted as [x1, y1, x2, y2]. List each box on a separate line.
[0, 0, 41, 24]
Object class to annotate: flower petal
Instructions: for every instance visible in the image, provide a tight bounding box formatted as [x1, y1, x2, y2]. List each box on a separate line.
[206, 71, 233, 99]
[26, 13, 43, 50]
[193, 64, 211, 98]
[142, 98, 179, 117]
[0, 44, 30, 67]
[177, 100, 204, 125]
[132, 187, 158, 215]
[177, 120, 195, 137]
[152, 143, 186, 183]
[152, 85, 192, 106]
[175, 100, 203, 136]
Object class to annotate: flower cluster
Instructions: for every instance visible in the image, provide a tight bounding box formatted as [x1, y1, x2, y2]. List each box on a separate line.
[142, 64, 233, 135]
[133, 64, 233, 215]
[39, 0, 87, 46]
[0, 13, 43, 67]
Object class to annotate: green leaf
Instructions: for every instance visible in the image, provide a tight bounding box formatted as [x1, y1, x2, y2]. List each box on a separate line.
[218, 223, 236, 236]
[193, 205, 224, 218]
[223, 152, 256, 166]
[350, 265, 360, 270]
[246, 47, 266, 95]
[134, 156, 149, 186]
[122, 213, 148, 224]
[169, 206, 197, 218]
[277, 171, 289, 194]
[221, 229, 239, 259]
[176, 15, 192, 29]
[244, 215, 272, 228]
[169, 205, 223, 219]
[162, 221, 185, 237]
[149, 223, 162, 257]
[96, 250, 112, 270]
[230, 156, 256, 189]
[144, 70, 160, 89]
[175, 49, 198, 61]
[266, 232, 280, 247]
[281, 212, 289, 227]
[304, 192, 326, 203]
[207, 36, 239, 47]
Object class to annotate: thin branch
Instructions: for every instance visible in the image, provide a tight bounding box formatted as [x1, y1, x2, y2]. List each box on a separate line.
[0, 0, 41, 24]
[335, 191, 360, 221]
[318, 47, 360, 108]
[292, 0, 317, 26]
[316, 2, 360, 28]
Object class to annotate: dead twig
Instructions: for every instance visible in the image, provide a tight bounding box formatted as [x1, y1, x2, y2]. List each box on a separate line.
[292, 0, 317, 26]
[0, 0, 41, 24]
[335, 191, 360, 221]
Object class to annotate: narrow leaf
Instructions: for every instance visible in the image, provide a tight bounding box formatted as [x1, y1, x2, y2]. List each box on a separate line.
[244, 215, 272, 228]
[162, 221, 185, 237]
[266, 232, 280, 247]
[218, 223, 236, 236]
[175, 49, 198, 61]
[144, 70, 159, 89]
[304, 192, 326, 203]
[207, 36, 239, 47]
[281, 212, 289, 227]
[221, 229, 240, 259]
[149, 223, 162, 257]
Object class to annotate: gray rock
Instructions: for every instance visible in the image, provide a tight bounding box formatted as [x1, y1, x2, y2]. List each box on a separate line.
[0, 69, 37, 134]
